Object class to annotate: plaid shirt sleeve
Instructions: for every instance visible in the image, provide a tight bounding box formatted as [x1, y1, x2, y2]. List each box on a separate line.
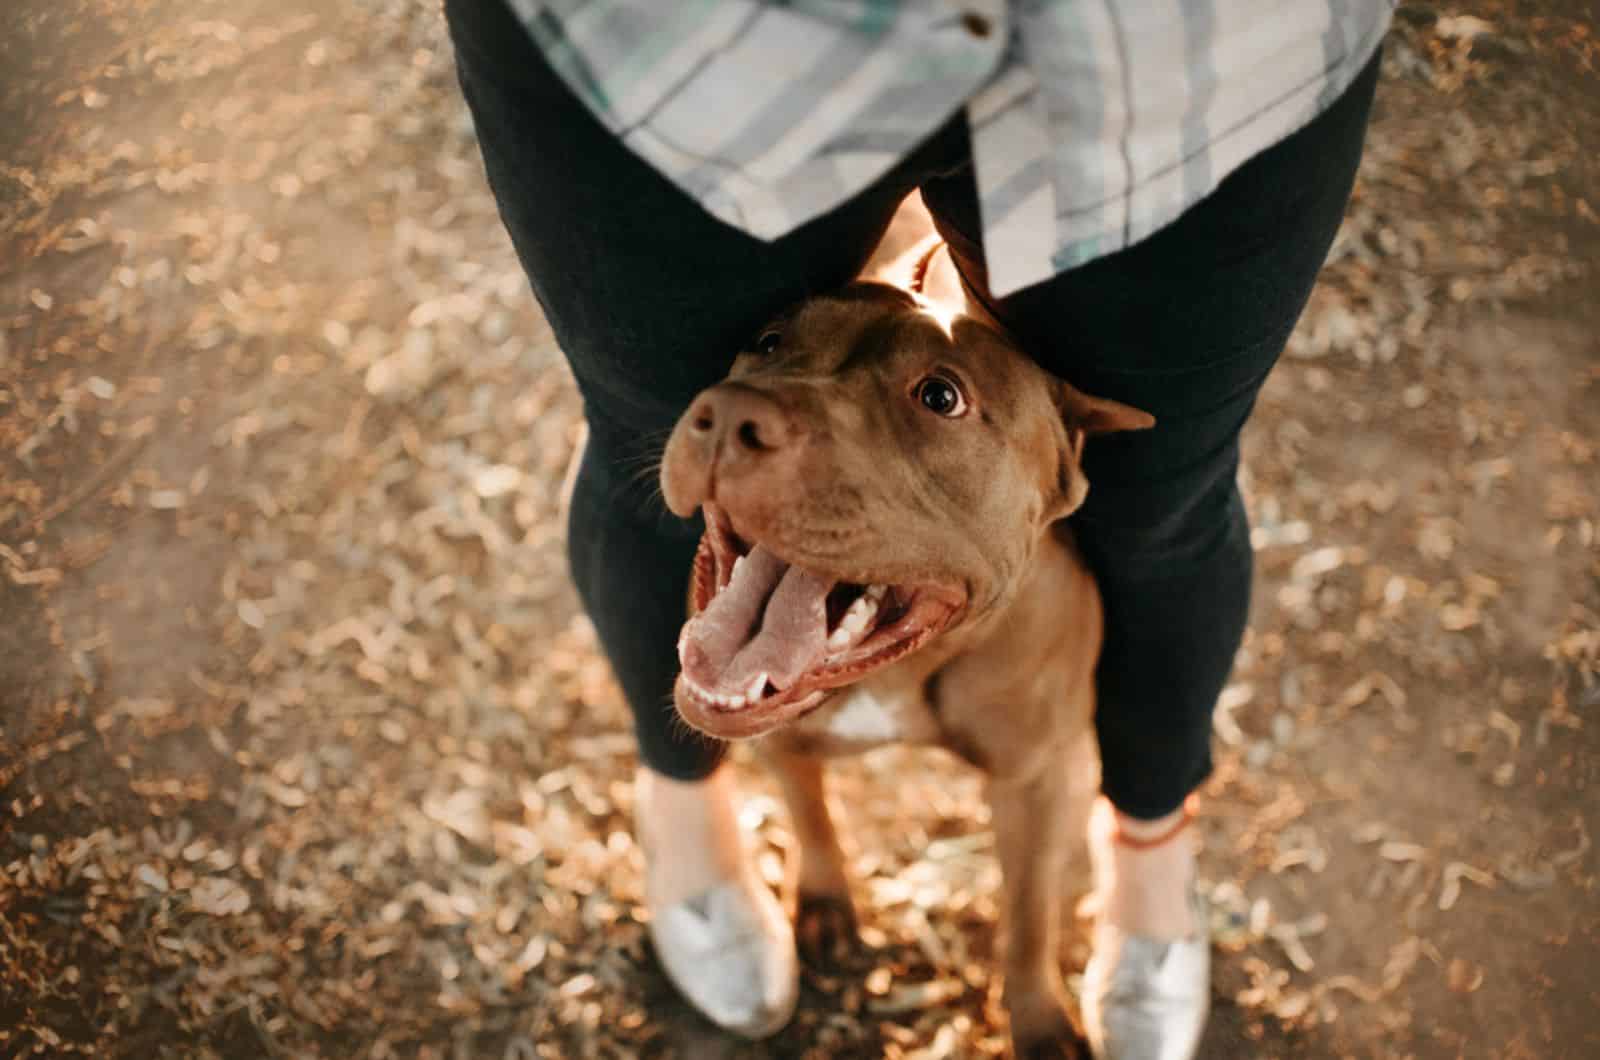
[504, 0, 1393, 297]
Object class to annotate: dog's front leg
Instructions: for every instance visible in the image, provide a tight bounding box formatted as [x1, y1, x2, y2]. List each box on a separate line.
[765, 747, 858, 967]
[988, 756, 1091, 1060]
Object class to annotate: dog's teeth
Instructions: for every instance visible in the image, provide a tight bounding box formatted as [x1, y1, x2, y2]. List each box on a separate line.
[866, 583, 888, 600]
[840, 596, 878, 635]
[827, 594, 880, 647]
[745, 673, 768, 701]
[731, 555, 745, 577]
[696, 686, 748, 710]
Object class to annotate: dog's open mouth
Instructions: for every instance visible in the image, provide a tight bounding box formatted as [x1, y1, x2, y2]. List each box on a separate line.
[675, 503, 965, 735]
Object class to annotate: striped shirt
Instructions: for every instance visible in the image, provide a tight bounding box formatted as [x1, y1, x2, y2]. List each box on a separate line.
[505, 1, 1393, 296]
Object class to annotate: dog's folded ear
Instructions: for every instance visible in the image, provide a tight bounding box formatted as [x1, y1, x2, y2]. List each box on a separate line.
[1055, 380, 1155, 435]
[1044, 380, 1155, 521]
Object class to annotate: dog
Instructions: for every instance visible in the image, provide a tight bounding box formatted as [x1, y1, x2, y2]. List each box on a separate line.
[658, 235, 1153, 1058]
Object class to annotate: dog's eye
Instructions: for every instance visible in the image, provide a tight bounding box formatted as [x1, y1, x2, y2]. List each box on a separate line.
[915, 375, 967, 418]
[755, 331, 782, 355]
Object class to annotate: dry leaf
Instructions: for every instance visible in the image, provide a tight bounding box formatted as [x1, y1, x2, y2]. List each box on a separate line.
[191, 877, 251, 916]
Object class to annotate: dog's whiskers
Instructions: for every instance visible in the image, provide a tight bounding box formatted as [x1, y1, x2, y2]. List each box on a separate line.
[660, 695, 720, 752]
[590, 432, 672, 509]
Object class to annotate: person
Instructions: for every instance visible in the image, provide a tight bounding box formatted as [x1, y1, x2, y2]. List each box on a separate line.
[443, 3, 1389, 1056]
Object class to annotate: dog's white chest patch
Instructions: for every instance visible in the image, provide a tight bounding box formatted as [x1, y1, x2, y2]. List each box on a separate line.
[824, 687, 903, 743]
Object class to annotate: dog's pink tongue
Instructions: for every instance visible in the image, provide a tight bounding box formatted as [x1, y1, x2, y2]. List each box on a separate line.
[679, 544, 832, 697]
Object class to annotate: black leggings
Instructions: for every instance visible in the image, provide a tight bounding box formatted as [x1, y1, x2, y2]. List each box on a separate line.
[444, 0, 1380, 818]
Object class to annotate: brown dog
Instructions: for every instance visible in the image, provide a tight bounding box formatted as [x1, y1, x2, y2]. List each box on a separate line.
[658, 239, 1153, 1057]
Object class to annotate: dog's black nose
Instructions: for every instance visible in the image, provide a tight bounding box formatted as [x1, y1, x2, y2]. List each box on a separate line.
[687, 385, 795, 459]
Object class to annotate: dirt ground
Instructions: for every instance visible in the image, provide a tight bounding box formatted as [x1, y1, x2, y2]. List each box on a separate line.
[2, 2, 1597, 1058]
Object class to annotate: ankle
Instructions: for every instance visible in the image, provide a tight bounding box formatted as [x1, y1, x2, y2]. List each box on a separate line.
[1091, 797, 1202, 940]
[635, 765, 748, 898]
[1110, 794, 1198, 844]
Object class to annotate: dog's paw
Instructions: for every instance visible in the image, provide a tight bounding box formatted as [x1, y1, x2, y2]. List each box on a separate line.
[795, 891, 858, 969]
[1009, 993, 1090, 1060]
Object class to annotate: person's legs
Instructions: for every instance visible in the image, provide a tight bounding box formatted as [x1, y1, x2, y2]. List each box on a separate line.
[445, 0, 965, 1037]
[924, 50, 1380, 1059]
[923, 51, 1381, 922]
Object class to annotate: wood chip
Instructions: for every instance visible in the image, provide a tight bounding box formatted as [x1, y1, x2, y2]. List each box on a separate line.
[1379, 841, 1427, 863]
[1438, 861, 1496, 910]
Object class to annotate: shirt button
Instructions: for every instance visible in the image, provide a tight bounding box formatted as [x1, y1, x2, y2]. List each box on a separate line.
[960, 12, 993, 38]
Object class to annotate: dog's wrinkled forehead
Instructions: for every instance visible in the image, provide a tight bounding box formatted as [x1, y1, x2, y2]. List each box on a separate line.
[737, 282, 957, 375]
[737, 283, 1052, 430]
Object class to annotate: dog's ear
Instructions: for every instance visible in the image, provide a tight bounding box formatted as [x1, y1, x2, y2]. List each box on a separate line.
[1055, 380, 1155, 435]
[1045, 381, 1155, 521]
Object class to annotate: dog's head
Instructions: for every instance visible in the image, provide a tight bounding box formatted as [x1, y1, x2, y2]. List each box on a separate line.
[660, 282, 1152, 739]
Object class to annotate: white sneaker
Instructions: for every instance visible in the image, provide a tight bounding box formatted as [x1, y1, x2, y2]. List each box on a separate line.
[1081, 893, 1210, 1060]
[1081, 798, 1211, 1059]
[648, 872, 799, 1038]
[636, 767, 798, 1039]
